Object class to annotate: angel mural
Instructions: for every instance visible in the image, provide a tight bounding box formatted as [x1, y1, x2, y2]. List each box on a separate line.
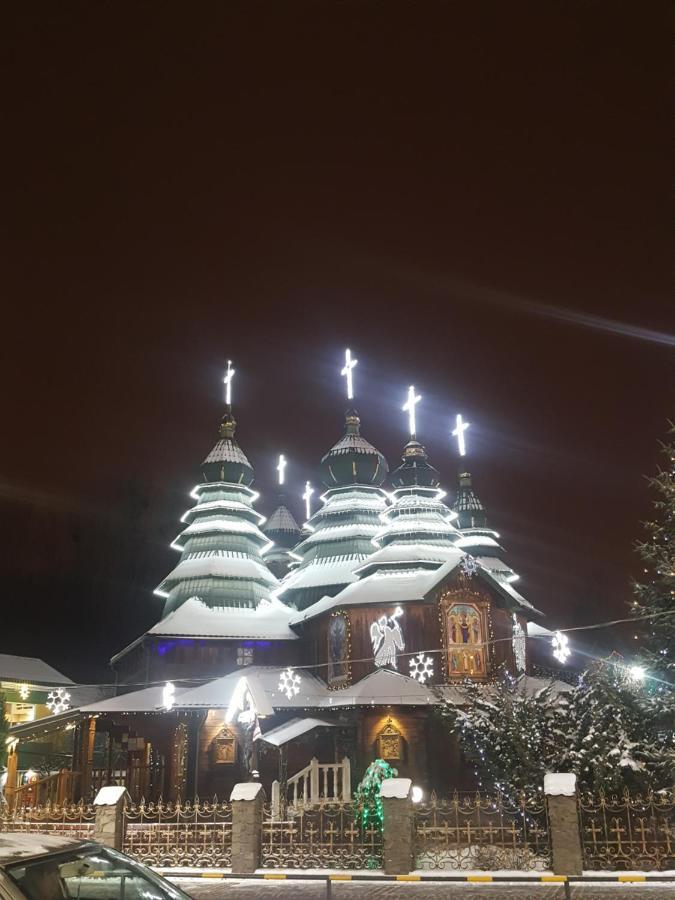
[370, 606, 405, 669]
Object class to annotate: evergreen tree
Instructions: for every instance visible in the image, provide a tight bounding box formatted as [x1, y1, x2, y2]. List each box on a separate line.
[354, 759, 397, 833]
[631, 424, 675, 713]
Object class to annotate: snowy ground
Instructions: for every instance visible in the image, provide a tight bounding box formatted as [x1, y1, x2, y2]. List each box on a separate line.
[171, 878, 675, 899]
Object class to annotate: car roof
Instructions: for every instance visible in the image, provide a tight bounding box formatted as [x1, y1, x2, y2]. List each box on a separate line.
[0, 833, 90, 867]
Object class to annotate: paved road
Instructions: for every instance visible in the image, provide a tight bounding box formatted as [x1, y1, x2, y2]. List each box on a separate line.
[173, 877, 675, 899]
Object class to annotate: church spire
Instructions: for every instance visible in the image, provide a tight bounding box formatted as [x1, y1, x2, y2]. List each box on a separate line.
[453, 471, 487, 529]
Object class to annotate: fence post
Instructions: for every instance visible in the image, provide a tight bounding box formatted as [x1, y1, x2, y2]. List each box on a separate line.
[93, 786, 130, 851]
[230, 782, 265, 875]
[380, 778, 414, 875]
[544, 773, 584, 876]
[270, 780, 281, 820]
[342, 756, 351, 801]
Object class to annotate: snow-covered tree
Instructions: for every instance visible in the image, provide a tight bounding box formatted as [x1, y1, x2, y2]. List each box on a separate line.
[631, 424, 675, 723]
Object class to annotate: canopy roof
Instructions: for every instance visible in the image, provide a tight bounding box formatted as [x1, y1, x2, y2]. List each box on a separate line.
[259, 717, 337, 746]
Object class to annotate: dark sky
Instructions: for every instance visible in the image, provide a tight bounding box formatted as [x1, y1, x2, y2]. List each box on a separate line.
[3, 2, 672, 682]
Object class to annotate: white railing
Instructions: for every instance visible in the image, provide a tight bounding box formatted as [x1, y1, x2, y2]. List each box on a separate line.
[271, 757, 351, 817]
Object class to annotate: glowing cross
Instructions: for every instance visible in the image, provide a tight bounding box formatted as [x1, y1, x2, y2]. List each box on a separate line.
[277, 454, 287, 486]
[223, 359, 235, 406]
[341, 348, 358, 400]
[452, 414, 470, 456]
[302, 481, 314, 520]
[403, 385, 421, 437]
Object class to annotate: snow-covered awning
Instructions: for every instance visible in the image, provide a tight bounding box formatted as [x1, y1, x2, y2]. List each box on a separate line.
[259, 717, 337, 746]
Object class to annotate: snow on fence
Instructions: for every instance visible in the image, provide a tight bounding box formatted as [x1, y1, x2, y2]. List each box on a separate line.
[413, 791, 551, 871]
[579, 789, 674, 871]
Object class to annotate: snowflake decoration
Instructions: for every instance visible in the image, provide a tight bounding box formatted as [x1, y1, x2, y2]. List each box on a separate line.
[459, 554, 477, 577]
[46, 688, 71, 715]
[551, 631, 570, 665]
[278, 666, 301, 700]
[18, 684, 31, 701]
[409, 652, 434, 684]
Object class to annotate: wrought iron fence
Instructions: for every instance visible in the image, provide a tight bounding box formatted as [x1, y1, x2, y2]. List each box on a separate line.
[262, 801, 382, 869]
[579, 790, 674, 871]
[1, 800, 95, 840]
[122, 797, 233, 867]
[414, 791, 551, 871]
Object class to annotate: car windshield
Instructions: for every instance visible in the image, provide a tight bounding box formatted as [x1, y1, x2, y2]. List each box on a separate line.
[6, 845, 190, 900]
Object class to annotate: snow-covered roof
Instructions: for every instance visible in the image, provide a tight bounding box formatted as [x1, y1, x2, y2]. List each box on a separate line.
[264, 505, 300, 534]
[176, 517, 268, 540]
[374, 518, 459, 542]
[149, 597, 299, 640]
[181, 500, 265, 525]
[527, 621, 553, 637]
[313, 494, 388, 516]
[323, 434, 382, 457]
[202, 439, 252, 467]
[80, 684, 189, 713]
[277, 554, 366, 594]
[454, 534, 501, 549]
[0, 833, 87, 866]
[491, 576, 540, 614]
[159, 552, 278, 588]
[354, 543, 461, 573]
[259, 717, 337, 746]
[174, 667, 326, 713]
[0, 654, 74, 685]
[296, 523, 380, 548]
[322, 669, 438, 707]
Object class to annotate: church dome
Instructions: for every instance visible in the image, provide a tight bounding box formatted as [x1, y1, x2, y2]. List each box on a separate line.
[389, 440, 440, 489]
[201, 412, 255, 486]
[319, 410, 388, 487]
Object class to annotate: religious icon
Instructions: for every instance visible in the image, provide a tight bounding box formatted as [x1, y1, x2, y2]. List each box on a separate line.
[445, 602, 486, 676]
[370, 607, 405, 669]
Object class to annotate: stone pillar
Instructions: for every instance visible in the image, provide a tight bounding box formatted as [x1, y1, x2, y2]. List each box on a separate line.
[93, 786, 131, 850]
[341, 756, 351, 801]
[230, 782, 265, 875]
[5, 744, 19, 810]
[380, 778, 414, 875]
[544, 773, 584, 876]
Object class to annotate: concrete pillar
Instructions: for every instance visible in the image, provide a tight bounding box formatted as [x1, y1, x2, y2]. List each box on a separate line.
[230, 782, 265, 875]
[544, 773, 584, 876]
[380, 777, 414, 875]
[341, 756, 351, 801]
[93, 786, 131, 850]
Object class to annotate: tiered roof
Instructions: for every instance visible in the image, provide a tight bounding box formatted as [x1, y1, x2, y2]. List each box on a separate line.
[275, 411, 389, 609]
[263, 499, 301, 578]
[155, 411, 279, 617]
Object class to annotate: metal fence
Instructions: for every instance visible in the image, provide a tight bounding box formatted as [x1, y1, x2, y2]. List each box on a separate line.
[414, 791, 551, 871]
[579, 790, 674, 871]
[262, 801, 382, 869]
[122, 798, 233, 868]
[1, 800, 96, 841]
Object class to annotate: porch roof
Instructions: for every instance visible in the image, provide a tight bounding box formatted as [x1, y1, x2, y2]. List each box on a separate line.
[259, 717, 337, 746]
[79, 684, 191, 713]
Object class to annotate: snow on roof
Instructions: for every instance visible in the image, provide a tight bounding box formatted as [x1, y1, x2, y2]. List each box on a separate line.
[264, 505, 300, 534]
[527, 621, 553, 637]
[0, 833, 88, 866]
[354, 543, 460, 573]
[177, 517, 268, 539]
[259, 717, 337, 746]
[323, 669, 438, 707]
[493, 576, 541, 614]
[323, 434, 382, 457]
[314, 494, 388, 516]
[0, 654, 74, 685]
[296, 522, 380, 548]
[454, 534, 501, 549]
[277, 555, 365, 593]
[159, 552, 278, 588]
[149, 597, 299, 640]
[182, 500, 265, 525]
[174, 667, 326, 713]
[79, 684, 189, 714]
[202, 439, 252, 467]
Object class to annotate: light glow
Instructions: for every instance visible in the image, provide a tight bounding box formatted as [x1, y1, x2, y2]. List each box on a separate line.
[277, 454, 287, 486]
[452, 414, 470, 456]
[18, 684, 30, 701]
[551, 631, 571, 664]
[162, 681, 176, 711]
[341, 348, 358, 400]
[303, 481, 314, 520]
[412, 786, 424, 803]
[628, 665, 646, 682]
[46, 688, 71, 716]
[402, 385, 421, 437]
[223, 359, 235, 406]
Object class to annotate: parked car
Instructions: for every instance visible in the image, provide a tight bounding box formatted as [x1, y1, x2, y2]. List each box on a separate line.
[0, 834, 191, 899]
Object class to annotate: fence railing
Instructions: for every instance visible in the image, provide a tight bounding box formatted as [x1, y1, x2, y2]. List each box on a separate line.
[579, 790, 674, 871]
[122, 797, 233, 868]
[1, 799, 95, 841]
[413, 791, 551, 871]
[272, 757, 351, 815]
[262, 800, 382, 869]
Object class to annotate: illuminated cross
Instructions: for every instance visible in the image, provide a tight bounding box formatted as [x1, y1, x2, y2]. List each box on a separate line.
[277, 454, 287, 486]
[341, 348, 358, 400]
[452, 414, 470, 456]
[402, 385, 421, 437]
[223, 359, 235, 406]
[302, 481, 314, 520]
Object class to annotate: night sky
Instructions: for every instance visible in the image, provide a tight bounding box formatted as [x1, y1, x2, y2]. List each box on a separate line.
[3, 2, 672, 682]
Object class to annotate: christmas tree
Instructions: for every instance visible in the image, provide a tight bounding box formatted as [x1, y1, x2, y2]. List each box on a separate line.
[354, 759, 397, 833]
[631, 424, 675, 711]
